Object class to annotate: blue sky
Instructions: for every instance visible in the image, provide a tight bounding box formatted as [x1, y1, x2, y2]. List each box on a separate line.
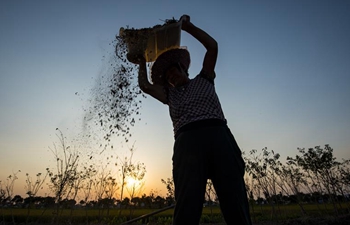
[1, 0, 349, 197]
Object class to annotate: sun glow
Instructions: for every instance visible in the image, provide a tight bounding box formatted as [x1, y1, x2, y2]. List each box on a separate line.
[126, 177, 139, 188]
[125, 177, 146, 198]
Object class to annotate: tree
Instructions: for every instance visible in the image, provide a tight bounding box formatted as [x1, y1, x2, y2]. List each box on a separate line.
[47, 129, 80, 204]
[205, 180, 217, 205]
[161, 178, 175, 206]
[278, 158, 307, 215]
[293, 145, 343, 214]
[244, 148, 281, 219]
[141, 193, 153, 208]
[47, 128, 81, 223]
[117, 144, 146, 217]
[0, 181, 5, 205]
[24, 171, 48, 223]
[154, 195, 166, 209]
[3, 171, 20, 205]
[25, 172, 47, 199]
[104, 176, 119, 216]
[11, 195, 23, 206]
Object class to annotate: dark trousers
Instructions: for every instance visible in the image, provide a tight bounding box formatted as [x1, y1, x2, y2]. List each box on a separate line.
[172, 125, 252, 225]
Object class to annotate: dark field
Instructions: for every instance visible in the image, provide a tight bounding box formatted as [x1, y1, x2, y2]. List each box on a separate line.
[1, 203, 350, 224]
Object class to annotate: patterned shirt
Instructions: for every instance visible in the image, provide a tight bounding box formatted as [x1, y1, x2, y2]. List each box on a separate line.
[166, 72, 226, 135]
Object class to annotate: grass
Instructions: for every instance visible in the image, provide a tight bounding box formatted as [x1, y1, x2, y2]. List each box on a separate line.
[0, 203, 349, 224]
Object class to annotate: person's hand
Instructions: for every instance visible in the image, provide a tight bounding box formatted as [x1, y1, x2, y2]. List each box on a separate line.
[127, 53, 146, 64]
[180, 15, 192, 31]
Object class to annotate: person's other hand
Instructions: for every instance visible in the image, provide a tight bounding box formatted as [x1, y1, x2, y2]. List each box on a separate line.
[180, 15, 192, 31]
[127, 53, 146, 64]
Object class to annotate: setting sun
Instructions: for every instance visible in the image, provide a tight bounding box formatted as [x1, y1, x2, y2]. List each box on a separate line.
[124, 176, 145, 198]
[126, 177, 141, 189]
[126, 177, 139, 188]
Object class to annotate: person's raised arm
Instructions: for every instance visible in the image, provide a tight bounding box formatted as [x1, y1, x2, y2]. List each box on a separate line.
[180, 15, 218, 79]
[137, 57, 168, 104]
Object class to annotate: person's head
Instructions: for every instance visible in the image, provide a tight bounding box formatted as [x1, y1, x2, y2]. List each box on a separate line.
[164, 61, 189, 87]
[151, 48, 190, 87]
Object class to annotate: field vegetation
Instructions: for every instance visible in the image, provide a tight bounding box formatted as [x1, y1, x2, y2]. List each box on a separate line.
[1, 129, 349, 224]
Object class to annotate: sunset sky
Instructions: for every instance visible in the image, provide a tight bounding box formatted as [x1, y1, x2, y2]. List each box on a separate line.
[1, 0, 349, 198]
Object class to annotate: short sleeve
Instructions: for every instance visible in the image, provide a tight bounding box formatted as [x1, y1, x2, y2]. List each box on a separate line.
[199, 69, 215, 84]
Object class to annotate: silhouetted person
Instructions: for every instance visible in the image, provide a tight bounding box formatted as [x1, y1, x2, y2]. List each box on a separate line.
[135, 15, 252, 225]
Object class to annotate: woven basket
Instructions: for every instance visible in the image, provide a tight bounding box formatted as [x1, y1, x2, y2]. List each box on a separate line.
[119, 21, 181, 63]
